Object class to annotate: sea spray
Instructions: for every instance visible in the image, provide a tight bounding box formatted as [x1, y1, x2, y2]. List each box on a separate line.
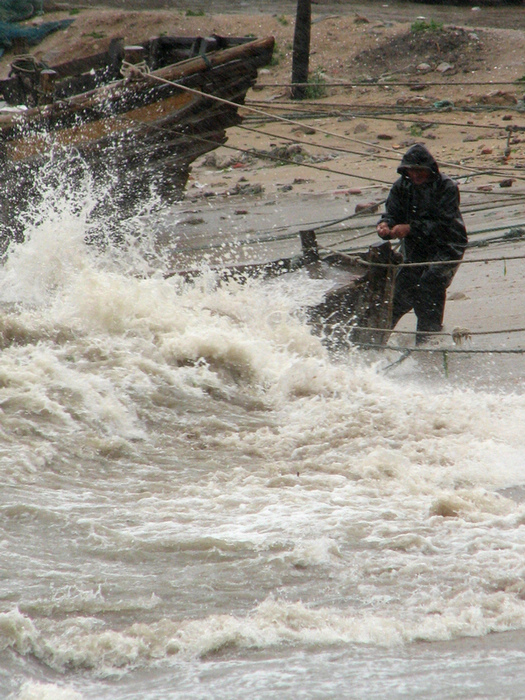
[1, 149, 525, 698]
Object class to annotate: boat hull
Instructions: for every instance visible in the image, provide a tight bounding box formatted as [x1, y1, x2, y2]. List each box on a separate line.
[0, 35, 275, 238]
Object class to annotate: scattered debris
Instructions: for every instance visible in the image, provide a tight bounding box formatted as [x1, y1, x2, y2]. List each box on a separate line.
[436, 61, 454, 73]
[291, 125, 317, 135]
[433, 99, 455, 110]
[478, 91, 518, 106]
[228, 183, 265, 196]
[355, 201, 380, 214]
[452, 327, 472, 345]
[182, 217, 205, 225]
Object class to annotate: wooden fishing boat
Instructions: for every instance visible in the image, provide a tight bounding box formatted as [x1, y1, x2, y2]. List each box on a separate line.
[168, 230, 400, 348]
[0, 34, 275, 236]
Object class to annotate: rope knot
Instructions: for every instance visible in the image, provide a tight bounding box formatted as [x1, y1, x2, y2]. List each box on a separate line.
[120, 60, 150, 81]
[452, 327, 472, 345]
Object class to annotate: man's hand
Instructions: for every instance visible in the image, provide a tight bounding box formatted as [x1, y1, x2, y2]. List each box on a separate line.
[391, 224, 410, 239]
[377, 221, 392, 239]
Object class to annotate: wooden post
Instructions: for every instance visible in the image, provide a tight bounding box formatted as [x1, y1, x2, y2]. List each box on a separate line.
[39, 69, 57, 104]
[299, 229, 319, 262]
[291, 0, 311, 100]
[12, 37, 28, 55]
[124, 46, 146, 65]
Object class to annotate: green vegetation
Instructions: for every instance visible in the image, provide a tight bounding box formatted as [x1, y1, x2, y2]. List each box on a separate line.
[305, 68, 328, 99]
[186, 9, 205, 16]
[269, 45, 282, 66]
[69, 8, 81, 15]
[411, 19, 443, 33]
[84, 31, 106, 39]
[276, 15, 289, 26]
[409, 124, 424, 137]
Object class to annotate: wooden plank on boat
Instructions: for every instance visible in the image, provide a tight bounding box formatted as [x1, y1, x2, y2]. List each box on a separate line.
[0, 34, 275, 237]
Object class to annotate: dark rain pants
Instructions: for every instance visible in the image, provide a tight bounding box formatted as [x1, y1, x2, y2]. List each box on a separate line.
[391, 263, 459, 344]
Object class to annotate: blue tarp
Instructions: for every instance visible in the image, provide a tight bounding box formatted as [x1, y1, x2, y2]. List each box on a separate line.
[0, 1, 73, 57]
[0, 19, 73, 56]
[0, 1, 44, 23]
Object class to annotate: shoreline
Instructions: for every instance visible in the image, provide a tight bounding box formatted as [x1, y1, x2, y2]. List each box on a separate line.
[4, 3, 525, 373]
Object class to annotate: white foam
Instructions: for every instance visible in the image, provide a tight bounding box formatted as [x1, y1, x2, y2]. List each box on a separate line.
[1, 158, 525, 691]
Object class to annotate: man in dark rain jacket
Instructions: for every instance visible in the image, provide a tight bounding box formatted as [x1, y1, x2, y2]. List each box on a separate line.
[377, 143, 468, 344]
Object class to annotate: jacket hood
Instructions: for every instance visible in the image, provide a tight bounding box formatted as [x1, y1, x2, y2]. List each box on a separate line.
[397, 144, 439, 178]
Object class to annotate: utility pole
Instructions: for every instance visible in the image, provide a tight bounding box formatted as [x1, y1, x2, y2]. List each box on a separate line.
[291, 0, 311, 100]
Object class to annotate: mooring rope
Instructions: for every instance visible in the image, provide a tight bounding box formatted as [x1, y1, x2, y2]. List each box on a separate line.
[239, 123, 525, 190]
[120, 63, 525, 363]
[348, 324, 525, 338]
[316, 250, 525, 269]
[120, 59, 150, 79]
[356, 342, 525, 355]
[129, 64, 523, 181]
[256, 79, 525, 89]
[107, 63, 525, 214]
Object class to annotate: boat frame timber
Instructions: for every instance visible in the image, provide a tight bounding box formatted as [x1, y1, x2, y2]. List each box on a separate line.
[0, 35, 275, 236]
